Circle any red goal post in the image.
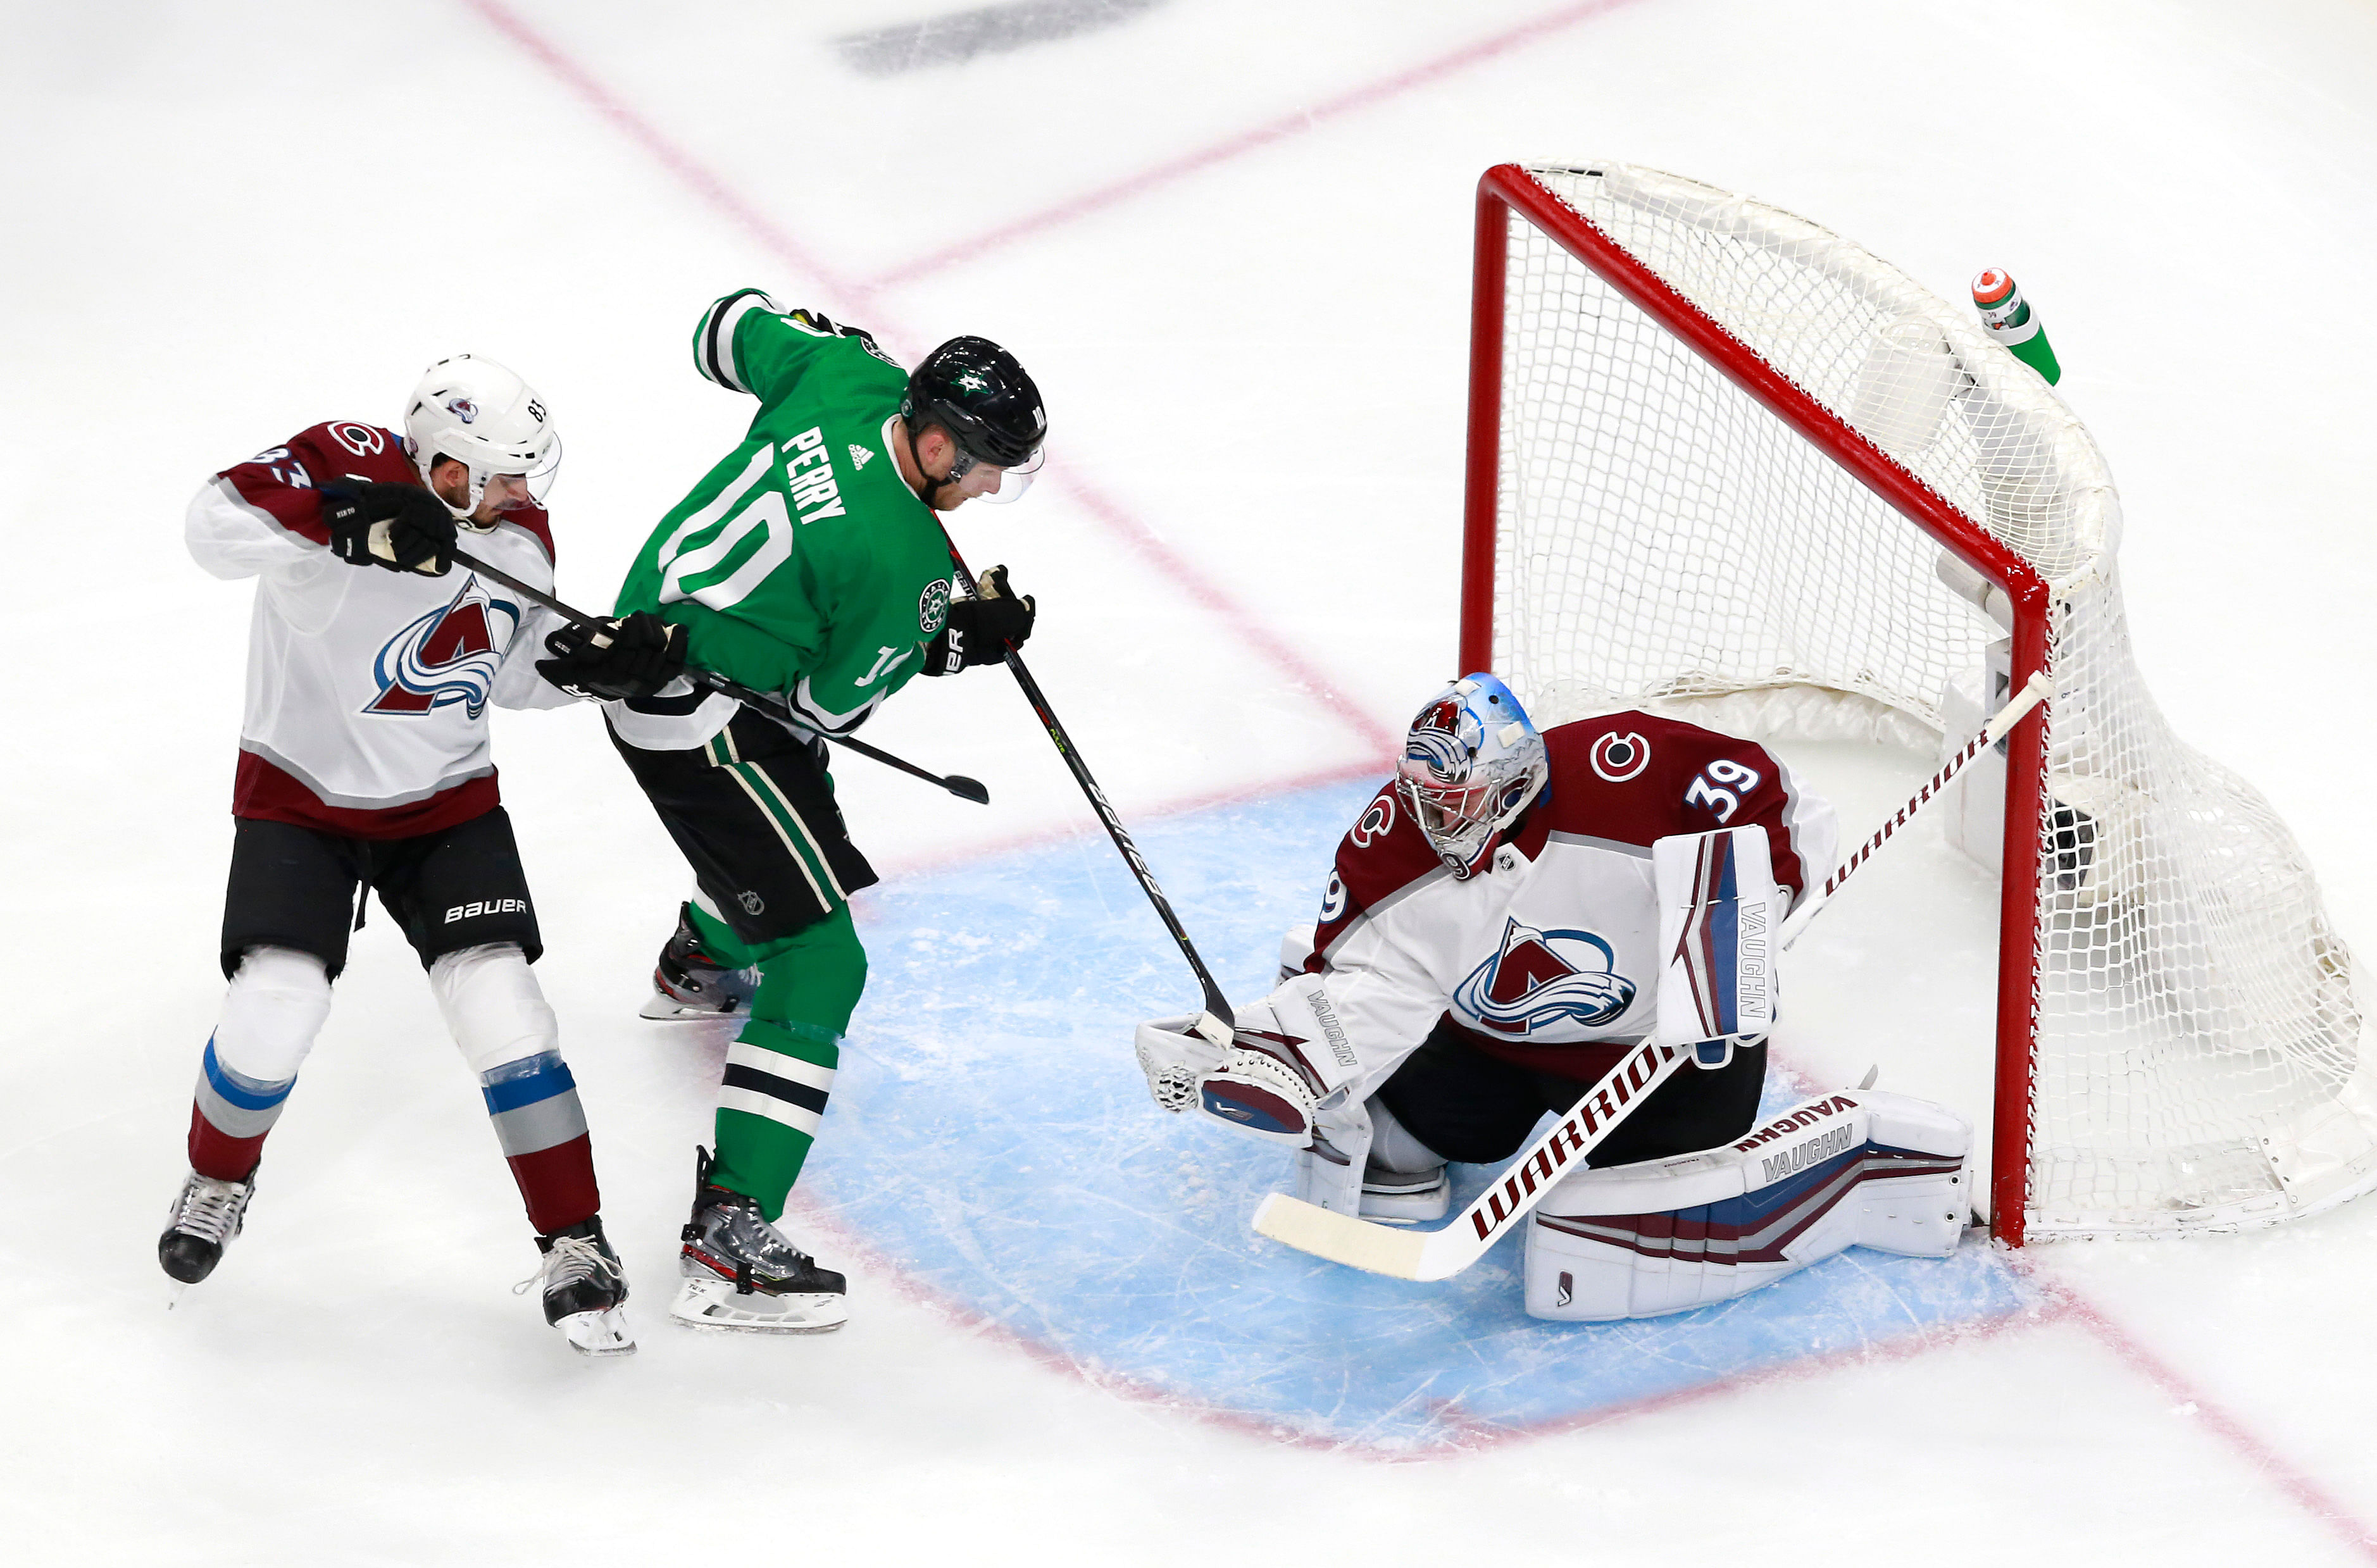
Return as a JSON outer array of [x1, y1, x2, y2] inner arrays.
[[1457, 161, 2376, 1245]]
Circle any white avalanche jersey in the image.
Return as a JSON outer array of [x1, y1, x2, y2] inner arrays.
[[187, 420, 574, 839], [1292, 712, 1837, 1092]]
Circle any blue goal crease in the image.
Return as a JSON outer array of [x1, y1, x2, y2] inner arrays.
[[802, 780, 2029, 1451]]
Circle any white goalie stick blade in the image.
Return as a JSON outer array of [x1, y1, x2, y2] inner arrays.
[[1251, 1041, 1695, 1281], [668, 1277, 849, 1334], [558, 1307, 637, 1358]]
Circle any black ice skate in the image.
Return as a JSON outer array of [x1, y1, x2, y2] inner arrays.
[[639, 902, 759, 1020], [521, 1216, 635, 1357], [671, 1148, 847, 1333], [159, 1166, 258, 1300]]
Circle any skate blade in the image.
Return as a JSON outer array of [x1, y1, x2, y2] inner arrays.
[[668, 1277, 847, 1334], [639, 994, 742, 1022], [165, 1279, 190, 1309], [559, 1306, 637, 1357]]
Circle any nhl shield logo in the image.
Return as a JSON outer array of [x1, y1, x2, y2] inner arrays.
[[1451, 916, 1637, 1038], [362, 575, 521, 719]]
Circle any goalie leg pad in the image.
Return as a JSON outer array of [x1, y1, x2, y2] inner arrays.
[[1522, 1090, 1970, 1321]]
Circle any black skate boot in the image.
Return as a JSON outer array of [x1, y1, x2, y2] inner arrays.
[[670, 1147, 847, 1333], [523, 1216, 635, 1357], [159, 1166, 258, 1298], [639, 902, 759, 1020]]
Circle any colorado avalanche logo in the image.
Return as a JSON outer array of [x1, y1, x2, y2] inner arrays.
[[446, 395, 480, 424], [1452, 916, 1637, 1037], [1590, 730, 1651, 782], [1404, 696, 1481, 783], [363, 575, 521, 719]]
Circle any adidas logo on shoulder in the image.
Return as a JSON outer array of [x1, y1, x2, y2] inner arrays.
[[848, 444, 874, 470]]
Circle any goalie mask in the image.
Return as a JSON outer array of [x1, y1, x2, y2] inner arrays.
[[1396, 674, 1548, 878], [403, 354, 561, 520]]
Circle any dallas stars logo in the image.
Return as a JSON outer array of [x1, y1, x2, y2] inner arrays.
[[954, 371, 988, 392]]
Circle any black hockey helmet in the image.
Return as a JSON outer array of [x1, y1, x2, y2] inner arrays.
[[901, 337, 1046, 470]]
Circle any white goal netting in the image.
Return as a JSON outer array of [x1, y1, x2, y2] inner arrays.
[[1485, 161, 2377, 1240]]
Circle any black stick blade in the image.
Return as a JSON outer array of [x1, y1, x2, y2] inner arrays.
[[945, 774, 991, 805]]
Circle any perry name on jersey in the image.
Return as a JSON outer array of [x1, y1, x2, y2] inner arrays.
[[1297, 711, 1840, 1084], [187, 420, 572, 838], [608, 290, 956, 749]]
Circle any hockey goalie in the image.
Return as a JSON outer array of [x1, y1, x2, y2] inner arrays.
[[1136, 676, 1975, 1320]]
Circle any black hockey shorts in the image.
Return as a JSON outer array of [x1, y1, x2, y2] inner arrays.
[[1375, 1017, 1767, 1170], [220, 807, 542, 980], [607, 709, 879, 949]]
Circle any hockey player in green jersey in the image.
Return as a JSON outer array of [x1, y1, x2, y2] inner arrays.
[[590, 289, 1044, 1333]]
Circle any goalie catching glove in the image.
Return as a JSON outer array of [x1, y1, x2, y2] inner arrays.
[[1135, 973, 1362, 1148], [537, 612, 687, 700], [921, 564, 1035, 675], [320, 481, 457, 575]]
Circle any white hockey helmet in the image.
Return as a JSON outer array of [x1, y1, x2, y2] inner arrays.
[[1395, 673, 1549, 878], [403, 354, 561, 517]]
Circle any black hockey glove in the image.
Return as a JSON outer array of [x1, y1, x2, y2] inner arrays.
[[537, 612, 688, 700], [921, 564, 1035, 675], [321, 482, 457, 576]]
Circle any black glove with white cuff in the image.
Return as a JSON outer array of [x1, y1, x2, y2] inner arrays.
[[921, 564, 1035, 675]]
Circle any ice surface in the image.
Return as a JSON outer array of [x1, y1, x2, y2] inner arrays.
[[8, 0, 2377, 1562]]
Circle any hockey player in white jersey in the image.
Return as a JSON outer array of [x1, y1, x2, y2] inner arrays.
[[168, 356, 683, 1355], [1137, 676, 1973, 1320]]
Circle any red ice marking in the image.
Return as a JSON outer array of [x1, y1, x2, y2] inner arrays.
[[863, 0, 1654, 293], [462, 0, 1399, 761], [2012, 1264, 2377, 1560], [455, 0, 864, 302]]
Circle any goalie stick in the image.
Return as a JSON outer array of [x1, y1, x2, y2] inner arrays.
[[444, 544, 991, 805], [1251, 671, 2054, 1281], [937, 534, 1237, 1048]]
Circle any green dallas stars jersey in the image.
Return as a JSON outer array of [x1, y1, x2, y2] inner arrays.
[[612, 290, 955, 744]]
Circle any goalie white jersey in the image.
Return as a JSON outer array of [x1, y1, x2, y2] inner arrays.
[[187, 420, 573, 839], [1292, 712, 1837, 1093]]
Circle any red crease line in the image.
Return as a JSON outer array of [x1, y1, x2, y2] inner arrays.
[[863, 0, 1650, 292], [869, 756, 1390, 882], [788, 1172, 2046, 1461]]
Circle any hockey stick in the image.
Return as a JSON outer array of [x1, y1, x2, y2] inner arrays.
[[937, 537, 1237, 1047], [1778, 671, 2050, 947], [444, 544, 990, 805], [1250, 671, 2054, 1280]]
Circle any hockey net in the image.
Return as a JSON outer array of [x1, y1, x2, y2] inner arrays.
[[1466, 161, 2377, 1242]]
